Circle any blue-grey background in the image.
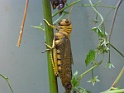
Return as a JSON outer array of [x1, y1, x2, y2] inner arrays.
[[0, 0, 124, 93]]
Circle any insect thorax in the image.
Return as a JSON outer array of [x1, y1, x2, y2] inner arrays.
[[57, 25, 72, 38]]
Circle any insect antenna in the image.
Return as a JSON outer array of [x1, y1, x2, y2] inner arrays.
[[67, 6, 73, 19]]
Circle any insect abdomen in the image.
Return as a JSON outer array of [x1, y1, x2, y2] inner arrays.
[[55, 32, 73, 93]]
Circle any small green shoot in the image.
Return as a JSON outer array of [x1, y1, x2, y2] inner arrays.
[[92, 27, 108, 37], [31, 23, 45, 31], [97, 37, 109, 53], [71, 71, 91, 93], [71, 62, 102, 92], [71, 71, 80, 87]]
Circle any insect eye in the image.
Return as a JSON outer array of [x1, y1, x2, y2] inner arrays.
[[65, 19, 69, 23]]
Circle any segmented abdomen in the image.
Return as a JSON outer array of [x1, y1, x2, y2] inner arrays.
[[55, 32, 73, 93]]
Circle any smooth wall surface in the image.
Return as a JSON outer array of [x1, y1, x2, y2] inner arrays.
[[0, 0, 124, 93]]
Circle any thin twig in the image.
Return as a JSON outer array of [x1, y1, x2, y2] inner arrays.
[[108, 0, 123, 41], [16, 0, 29, 47], [0, 74, 14, 93], [108, 0, 123, 63], [88, 0, 104, 27], [109, 43, 124, 57], [77, 62, 102, 81]]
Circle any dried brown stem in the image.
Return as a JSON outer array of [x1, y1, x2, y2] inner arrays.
[[16, 0, 29, 46]]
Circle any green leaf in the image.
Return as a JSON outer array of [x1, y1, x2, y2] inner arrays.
[[97, 28, 103, 37], [92, 27, 103, 37], [85, 50, 96, 66], [92, 27, 97, 32]]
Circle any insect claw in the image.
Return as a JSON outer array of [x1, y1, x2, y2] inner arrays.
[[41, 42, 52, 53], [43, 19, 46, 22], [41, 48, 52, 53], [44, 42, 53, 49], [44, 42, 47, 46], [41, 50, 47, 53]]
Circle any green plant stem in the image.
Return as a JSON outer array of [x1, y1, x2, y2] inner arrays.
[[101, 89, 124, 93], [91, 69, 94, 78], [42, 0, 58, 93], [101, 67, 124, 93], [108, 0, 123, 64], [108, 0, 123, 42], [53, 13, 66, 24], [88, 0, 104, 27], [111, 66, 124, 88], [109, 43, 124, 57], [77, 62, 102, 81], [0, 74, 14, 93], [82, 4, 116, 9], [52, 0, 81, 17]]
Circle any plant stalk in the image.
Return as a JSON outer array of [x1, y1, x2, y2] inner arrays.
[[0, 74, 14, 93], [88, 0, 104, 27], [42, 0, 58, 93], [108, 0, 123, 64], [77, 62, 102, 81], [111, 66, 124, 88], [108, 0, 123, 42]]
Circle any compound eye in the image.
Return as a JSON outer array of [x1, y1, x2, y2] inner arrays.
[[65, 19, 69, 23]]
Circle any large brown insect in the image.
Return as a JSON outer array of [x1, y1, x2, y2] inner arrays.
[[43, 18, 73, 93]]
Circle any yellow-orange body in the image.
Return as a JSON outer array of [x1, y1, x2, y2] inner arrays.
[[44, 19, 73, 93]]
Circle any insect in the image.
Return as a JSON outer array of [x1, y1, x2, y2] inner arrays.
[[50, 0, 67, 15], [43, 17, 73, 93]]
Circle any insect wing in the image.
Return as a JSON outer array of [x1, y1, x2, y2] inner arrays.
[[56, 34, 73, 91]]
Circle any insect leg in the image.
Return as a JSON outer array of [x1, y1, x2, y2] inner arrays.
[[43, 19, 56, 29], [43, 40, 59, 76], [43, 19, 59, 76], [49, 49, 58, 76], [52, 48, 59, 76]]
